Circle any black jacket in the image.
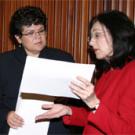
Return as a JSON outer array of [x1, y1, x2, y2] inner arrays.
[[0, 46, 76, 134]]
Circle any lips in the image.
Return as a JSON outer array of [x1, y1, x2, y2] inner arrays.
[[34, 42, 42, 45], [94, 49, 98, 52]]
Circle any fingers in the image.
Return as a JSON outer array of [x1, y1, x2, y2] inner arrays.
[[7, 111, 24, 129], [71, 87, 90, 100], [69, 82, 85, 96], [69, 76, 95, 101], [70, 76, 90, 91], [35, 104, 71, 121], [36, 106, 62, 120], [70, 80, 86, 91], [41, 104, 54, 109], [35, 110, 59, 120], [8, 118, 23, 129], [70, 79, 90, 95], [76, 76, 90, 86]]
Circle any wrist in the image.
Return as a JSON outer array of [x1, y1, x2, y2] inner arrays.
[[94, 101, 100, 110], [66, 106, 72, 115], [89, 99, 100, 109]]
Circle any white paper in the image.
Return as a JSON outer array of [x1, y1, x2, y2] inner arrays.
[[20, 56, 95, 99], [9, 56, 95, 135], [9, 99, 53, 135]]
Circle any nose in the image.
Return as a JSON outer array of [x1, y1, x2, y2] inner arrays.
[[88, 38, 94, 47], [35, 32, 41, 36], [34, 32, 41, 40]]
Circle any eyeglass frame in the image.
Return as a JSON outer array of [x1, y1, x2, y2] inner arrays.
[[21, 29, 46, 38]]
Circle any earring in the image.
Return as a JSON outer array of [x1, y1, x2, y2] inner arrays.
[[18, 44, 22, 47]]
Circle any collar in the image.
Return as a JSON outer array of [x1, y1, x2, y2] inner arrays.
[[14, 46, 48, 65]]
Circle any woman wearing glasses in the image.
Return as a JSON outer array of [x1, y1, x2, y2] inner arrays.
[[0, 6, 76, 134]]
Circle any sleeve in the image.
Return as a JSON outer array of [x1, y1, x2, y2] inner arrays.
[[0, 56, 10, 133], [62, 52, 75, 63], [0, 102, 10, 133], [43, 47, 75, 63], [87, 66, 135, 134], [57, 51, 75, 63], [63, 106, 90, 127]]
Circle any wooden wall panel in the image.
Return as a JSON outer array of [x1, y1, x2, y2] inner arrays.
[[126, 0, 134, 20], [54, 0, 62, 49], [111, 0, 119, 9], [0, 0, 3, 52], [80, 0, 89, 63], [47, 0, 55, 48], [0, 0, 135, 64], [73, 0, 82, 63], [61, 0, 68, 51], [67, 0, 75, 55]]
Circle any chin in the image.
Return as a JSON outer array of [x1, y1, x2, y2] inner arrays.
[[36, 46, 45, 51], [96, 56, 104, 60]]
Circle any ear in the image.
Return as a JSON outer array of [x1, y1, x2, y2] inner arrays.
[[15, 35, 22, 44]]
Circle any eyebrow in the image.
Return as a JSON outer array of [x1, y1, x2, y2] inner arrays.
[[92, 27, 103, 32], [22, 27, 45, 33]]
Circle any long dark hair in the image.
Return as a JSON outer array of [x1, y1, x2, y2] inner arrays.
[[88, 10, 135, 79]]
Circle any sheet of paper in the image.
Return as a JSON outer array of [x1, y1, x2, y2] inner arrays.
[[9, 56, 95, 135], [9, 99, 53, 135], [20, 56, 95, 99]]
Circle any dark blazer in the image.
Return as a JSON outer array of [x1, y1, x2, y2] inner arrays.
[[0, 46, 80, 134]]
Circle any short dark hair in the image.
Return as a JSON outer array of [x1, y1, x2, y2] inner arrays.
[[9, 6, 47, 46], [89, 10, 135, 76]]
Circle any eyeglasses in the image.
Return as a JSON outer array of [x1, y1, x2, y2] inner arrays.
[[21, 29, 46, 38]]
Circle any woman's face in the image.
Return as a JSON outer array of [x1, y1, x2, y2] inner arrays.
[[89, 21, 113, 61], [15, 24, 46, 57]]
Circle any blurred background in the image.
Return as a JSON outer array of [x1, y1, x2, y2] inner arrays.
[[0, 0, 135, 63]]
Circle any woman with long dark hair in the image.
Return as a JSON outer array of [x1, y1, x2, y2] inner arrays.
[[36, 10, 135, 134]]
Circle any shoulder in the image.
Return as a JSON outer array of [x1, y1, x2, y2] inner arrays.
[[0, 50, 17, 71], [124, 60, 135, 71], [120, 60, 135, 78], [0, 50, 15, 61], [41, 47, 75, 62], [43, 47, 71, 56]]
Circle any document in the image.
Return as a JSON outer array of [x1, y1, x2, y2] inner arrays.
[[20, 56, 95, 98], [9, 99, 52, 135], [9, 56, 95, 135]]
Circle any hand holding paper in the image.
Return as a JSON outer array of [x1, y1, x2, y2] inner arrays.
[[9, 56, 95, 135]]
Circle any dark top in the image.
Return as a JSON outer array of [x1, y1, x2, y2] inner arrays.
[[0, 46, 83, 134]]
